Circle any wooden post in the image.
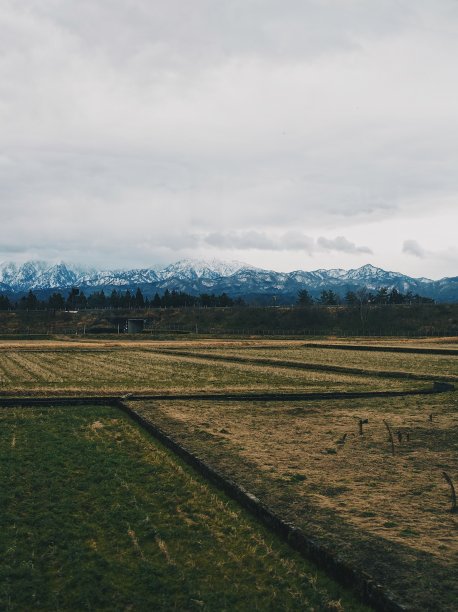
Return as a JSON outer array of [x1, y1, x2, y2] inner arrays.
[[358, 418, 368, 435], [383, 420, 395, 456], [442, 472, 457, 513]]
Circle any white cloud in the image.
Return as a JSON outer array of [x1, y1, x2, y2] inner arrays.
[[0, 1, 457, 278]]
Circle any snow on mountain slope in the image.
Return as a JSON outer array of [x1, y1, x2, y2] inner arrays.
[[0, 258, 454, 301], [159, 259, 255, 280]]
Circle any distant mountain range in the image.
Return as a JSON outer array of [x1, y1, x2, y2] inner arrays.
[[0, 259, 457, 303]]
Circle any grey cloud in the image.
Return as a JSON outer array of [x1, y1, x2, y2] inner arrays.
[[203, 232, 370, 256], [205, 231, 278, 250], [317, 236, 372, 255], [0, 243, 29, 254], [12, 1, 417, 70], [403, 240, 426, 258], [0, 1, 457, 278], [204, 231, 315, 252]]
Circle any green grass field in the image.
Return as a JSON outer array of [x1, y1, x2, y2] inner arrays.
[[0, 405, 367, 611]]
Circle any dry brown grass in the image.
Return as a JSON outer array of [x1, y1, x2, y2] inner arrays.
[[133, 388, 458, 610], [181, 345, 458, 379], [0, 341, 426, 396]]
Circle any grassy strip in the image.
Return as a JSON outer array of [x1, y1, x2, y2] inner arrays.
[[0, 405, 368, 611]]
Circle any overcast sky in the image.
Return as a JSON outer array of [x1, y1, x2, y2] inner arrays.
[[1, 1, 457, 278]]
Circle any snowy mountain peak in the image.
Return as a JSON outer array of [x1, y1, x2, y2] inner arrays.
[[0, 259, 453, 301], [345, 264, 405, 281], [160, 258, 255, 280], [312, 268, 347, 279]]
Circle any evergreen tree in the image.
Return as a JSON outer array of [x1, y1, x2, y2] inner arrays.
[[48, 292, 65, 310], [152, 293, 162, 308], [78, 291, 87, 309], [21, 290, 39, 310], [66, 287, 80, 310], [297, 289, 313, 306], [163, 289, 171, 307], [375, 287, 389, 304], [135, 288, 145, 308], [110, 290, 120, 309], [344, 291, 358, 305], [87, 290, 106, 308], [388, 288, 404, 304], [319, 290, 340, 305], [0, 294, 11, 310]]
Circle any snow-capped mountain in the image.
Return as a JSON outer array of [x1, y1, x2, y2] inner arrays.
[[79, 268, 159, 288], [0, 259, 456, 302], [0, 261, 95, 291], [160, 258, 255, 280]]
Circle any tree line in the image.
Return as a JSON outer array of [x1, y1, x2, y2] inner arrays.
[[297, 287, 435, 306], [0, 287, 244, 311], [0, 285, 436, 311]]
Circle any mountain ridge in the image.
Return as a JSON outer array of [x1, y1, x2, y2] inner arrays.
[[0, 258, 456, 302]]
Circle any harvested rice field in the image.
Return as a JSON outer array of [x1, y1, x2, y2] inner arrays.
[[174, 346, 457, 379], [0, 405, 367, 611], [0, 341, 429, 396], [0, 336, 456, 610], [156, 342, 458, 380]]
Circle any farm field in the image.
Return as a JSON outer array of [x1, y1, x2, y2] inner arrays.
[[0, 405, 367, 611], [0, 341, 429, 397], [133, 389, 458, 611], [1, 336, 456, 610], [171, 345, 458, 380]]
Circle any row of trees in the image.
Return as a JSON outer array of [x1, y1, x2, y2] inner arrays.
[[297, 287, 435, 306], [0, 285, 436, 311], [0, 287, 243, 311]]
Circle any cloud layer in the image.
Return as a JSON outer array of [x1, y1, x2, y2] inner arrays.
[[0, 1, 457, 277]]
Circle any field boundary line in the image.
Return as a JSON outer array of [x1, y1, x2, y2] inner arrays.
[[300, 343, 458, 356], [149, 349, 458, 383], [115, 399, 408, 612], [0, 382, 454, 407]]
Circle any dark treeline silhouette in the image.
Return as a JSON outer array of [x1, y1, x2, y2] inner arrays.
[[0, 287, 244, 311], [0, 285, 435, 311], [297, 286, 435, 306]]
